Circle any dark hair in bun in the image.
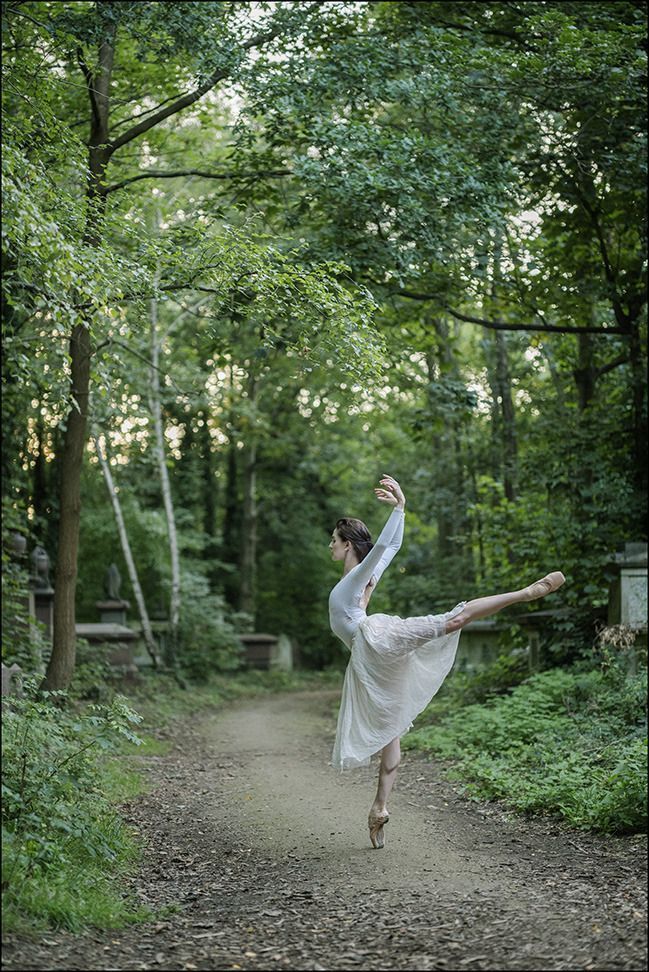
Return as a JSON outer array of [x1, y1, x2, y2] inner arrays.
[[335, 517, 374, 563]]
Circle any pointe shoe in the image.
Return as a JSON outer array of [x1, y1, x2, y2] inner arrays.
[[368, 809, 389, 849], [523, 571, 565, 602]]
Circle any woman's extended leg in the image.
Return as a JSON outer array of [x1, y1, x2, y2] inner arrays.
[[445, 571, 565, 634], [368, 736, 400, 848]]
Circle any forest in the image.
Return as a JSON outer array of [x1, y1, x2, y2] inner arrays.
[[3, 0, 646, 679], [1, 0, 647, 943]]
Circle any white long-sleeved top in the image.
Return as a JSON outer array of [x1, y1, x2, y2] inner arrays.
[[328, 506, 405, 650]]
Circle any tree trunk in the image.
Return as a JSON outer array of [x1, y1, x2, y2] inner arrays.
[[41, 23, 115, 692], [222, 422, 240, 609], [628, 318, 647, 493], [488, 237, 518, 501], [238, 374, 259, 621], [43, 323, 92, 691], [494, 331, 518, 502], [93, 434, 160, 666], [199, 418, 220, 589], [424, 332, 474, 585], [32, 412, 47, 524], [573, 330, 596, 411], [149, 279, 181, 667]]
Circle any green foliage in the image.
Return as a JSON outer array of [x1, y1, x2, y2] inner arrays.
[[1, 500, 47, 671], [417, 651, 531, 722], [1, 560, 40, 671], [68, 638, 123, 703], [2, 682, 148, 932], [404, 645, 647, 834], [176, 568, 246, 678]]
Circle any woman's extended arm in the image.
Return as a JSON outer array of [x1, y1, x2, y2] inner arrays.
[[348, 475, 406, 589]]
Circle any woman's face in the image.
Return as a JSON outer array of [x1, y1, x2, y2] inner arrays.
[[329, 528, 349, 562]]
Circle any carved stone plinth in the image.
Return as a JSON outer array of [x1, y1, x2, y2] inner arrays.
[[95, 599, 131, 626], [608, 543, 648, 630]]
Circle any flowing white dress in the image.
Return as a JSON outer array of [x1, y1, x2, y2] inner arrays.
[[329, 507, 465, 770]]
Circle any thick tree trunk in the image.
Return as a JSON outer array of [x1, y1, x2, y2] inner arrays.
[[94, 435, 160, 666], [42, 323, 92, 691], [42, 24, 115, 692]]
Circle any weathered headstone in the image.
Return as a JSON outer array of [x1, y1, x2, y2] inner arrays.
[[608, 543, 648, 630], [30, 545, 54, 644], [96, 563, 130, 625], [31, 545, 53, 592], [104, 563, 122, 600], [1, 662, 24, 698]]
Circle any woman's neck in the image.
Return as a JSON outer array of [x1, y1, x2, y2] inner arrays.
[[342, 552, 360, 577]]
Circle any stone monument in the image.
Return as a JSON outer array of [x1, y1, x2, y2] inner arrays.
[[96, 563, 131, 625], [30, 544, 54, 642], [608, 543, 648, 631]]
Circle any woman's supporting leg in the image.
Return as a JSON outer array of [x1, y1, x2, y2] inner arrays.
[[368, 736, 401, 847], [445, 571, 565, 634], [371, 736, 401, 814]]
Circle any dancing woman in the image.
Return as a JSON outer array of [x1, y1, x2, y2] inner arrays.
[[328, 474, 565, 849]]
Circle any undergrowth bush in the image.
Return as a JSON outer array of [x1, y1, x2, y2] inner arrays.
[[177, 569, 247, 678], [69, 638, 122, 702], [404, 631, 647, 834], [418, 651, 530, 721], [2, 680, 150, 933]]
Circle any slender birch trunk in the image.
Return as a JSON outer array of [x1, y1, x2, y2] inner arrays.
[[93, 434, 159, 666], [148, 272, 181, 666]]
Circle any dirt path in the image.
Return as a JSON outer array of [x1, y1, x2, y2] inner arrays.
[[3, 689, 647, 971]]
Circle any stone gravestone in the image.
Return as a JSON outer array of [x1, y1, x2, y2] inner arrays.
[[30, 545, 54, 643], [96, 563, 131, 625], [608, 543, 648, 630], [73, 562, 139, 682], [607, 542, 648, 675], [1, 662, 24, 698]]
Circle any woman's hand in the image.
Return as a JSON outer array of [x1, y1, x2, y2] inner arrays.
[[374, 474, 406, 510]]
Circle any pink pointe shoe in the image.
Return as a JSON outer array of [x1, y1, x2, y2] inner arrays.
[[368, 809, 389, 849], [523, 571, 566, 602]]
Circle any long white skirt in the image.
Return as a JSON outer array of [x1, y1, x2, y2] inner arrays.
[[331, 602, 466, 771]]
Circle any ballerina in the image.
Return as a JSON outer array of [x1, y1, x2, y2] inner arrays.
[[328, 474, 565, 849]]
